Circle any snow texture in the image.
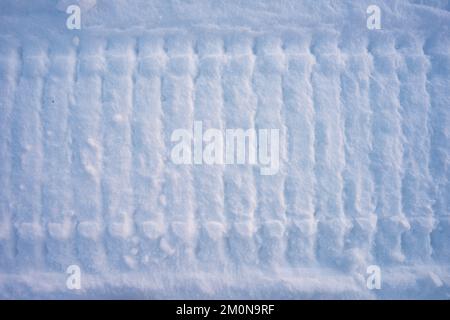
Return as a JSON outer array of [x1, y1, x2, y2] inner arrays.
[[0, 0, 449, 299]]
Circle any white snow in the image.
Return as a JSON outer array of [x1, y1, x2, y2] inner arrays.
[[0, 0, 449, 299]]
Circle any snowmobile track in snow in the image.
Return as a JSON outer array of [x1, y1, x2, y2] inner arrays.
[[0, 10, 449, 298]]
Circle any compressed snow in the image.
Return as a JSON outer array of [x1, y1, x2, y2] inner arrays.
[[0, 0, 449, 299]]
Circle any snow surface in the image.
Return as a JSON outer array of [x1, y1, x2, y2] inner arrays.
[[0, 0, 449, 299]]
